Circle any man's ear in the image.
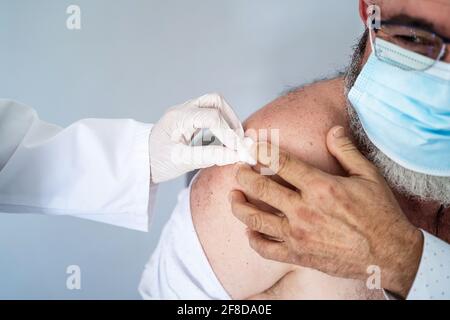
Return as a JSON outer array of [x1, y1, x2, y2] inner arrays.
[[359, 0, 369, 24]]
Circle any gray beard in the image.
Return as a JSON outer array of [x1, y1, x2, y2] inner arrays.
[[345, 30, 450, 206]]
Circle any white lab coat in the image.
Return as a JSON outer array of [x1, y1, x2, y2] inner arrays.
[[0, 99, 155, 231]]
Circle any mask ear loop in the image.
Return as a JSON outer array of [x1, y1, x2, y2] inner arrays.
[[369, 28, 376, 55], [369, 28, 384, 65], [436, 44, 446, 62]]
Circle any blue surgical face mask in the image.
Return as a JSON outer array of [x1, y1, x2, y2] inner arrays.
[[348, 38, 450, 177]]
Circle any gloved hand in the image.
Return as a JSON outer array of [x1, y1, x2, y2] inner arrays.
[[149, 93, 253, 184]]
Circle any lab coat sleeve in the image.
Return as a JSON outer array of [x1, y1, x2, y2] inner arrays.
[[0, 99, 155, 232], [406, 230, 450, 300]]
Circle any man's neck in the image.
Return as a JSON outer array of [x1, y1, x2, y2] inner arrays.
[[395, 192, 444, 237]]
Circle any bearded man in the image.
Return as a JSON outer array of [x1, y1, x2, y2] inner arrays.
[[140, 0, 450, 300]]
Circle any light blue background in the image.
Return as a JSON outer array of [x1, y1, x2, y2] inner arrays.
[[0, 0, 364, 299]]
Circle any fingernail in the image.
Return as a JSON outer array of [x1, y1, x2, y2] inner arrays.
[[333, 126, 345, 138]]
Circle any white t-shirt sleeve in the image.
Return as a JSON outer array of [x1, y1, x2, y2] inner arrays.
[[407, 230, 450, 300]]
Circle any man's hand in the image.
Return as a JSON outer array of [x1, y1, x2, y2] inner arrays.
[[230, 126, 424, 298]]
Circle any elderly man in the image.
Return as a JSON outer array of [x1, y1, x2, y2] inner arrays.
[[140, 0, 450, 300]]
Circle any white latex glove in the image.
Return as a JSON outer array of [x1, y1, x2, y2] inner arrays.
[[149, 93, 254, 184]]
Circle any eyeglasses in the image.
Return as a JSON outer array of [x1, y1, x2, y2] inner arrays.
[[370, 22, 450, 71]]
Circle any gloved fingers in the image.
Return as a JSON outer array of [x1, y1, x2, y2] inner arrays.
[[184, 108, 243, 152], [199, 145, 243, 166], [171, 144, 243, 168], [170, 93, 245, 150], [169, 108, 200, 144], [171, 125, 200, 145], [192, 93, 244, 136], [170, 108, 228, 145]]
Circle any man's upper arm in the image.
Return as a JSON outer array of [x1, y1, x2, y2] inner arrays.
[[191, 79, 348, 299], [243, 79, 348, 177]]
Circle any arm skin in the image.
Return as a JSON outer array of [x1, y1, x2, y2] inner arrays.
[[190, 78, 384, 299]]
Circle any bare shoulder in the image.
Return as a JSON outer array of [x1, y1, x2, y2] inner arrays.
[[244, 77, 348, 175], [190, 77, 349, 299]]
